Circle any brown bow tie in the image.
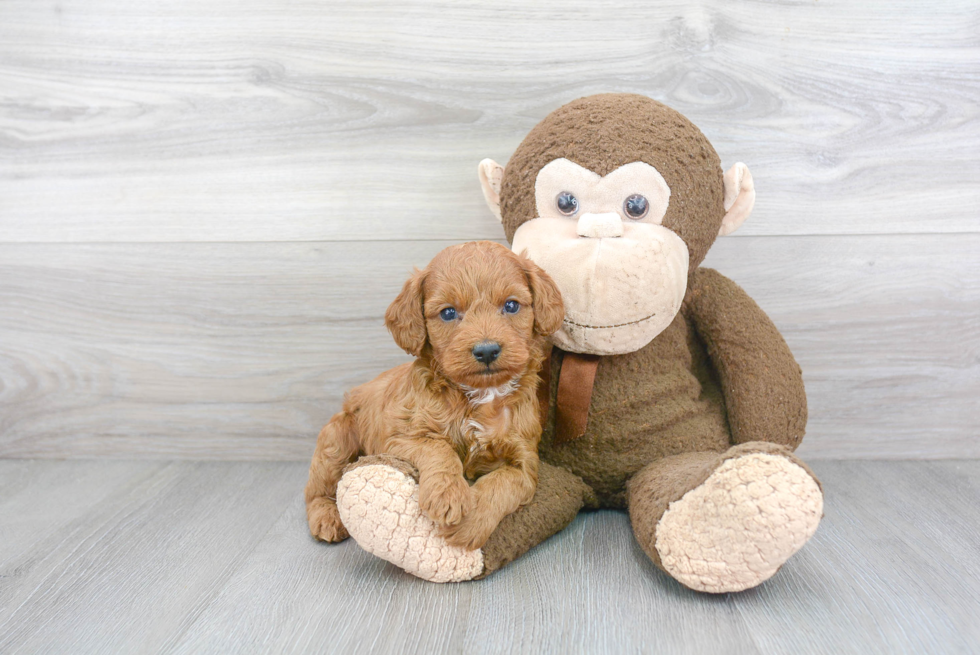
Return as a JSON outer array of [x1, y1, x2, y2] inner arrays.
[[546, 348, 600, 445]]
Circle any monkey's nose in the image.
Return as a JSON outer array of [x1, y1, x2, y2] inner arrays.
[[577, 212, 624, 238], [472, 341, 501, 365]]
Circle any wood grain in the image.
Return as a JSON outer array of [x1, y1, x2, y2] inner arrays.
[[0, 460, 977, 653], [0, 460, 164, 566], [1, 0, 978, 242], [1, 0, 977, 461], [0, 234, 976, 461], [0, 461, 301, 654]]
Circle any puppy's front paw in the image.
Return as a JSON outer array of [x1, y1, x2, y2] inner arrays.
[[419, 475, 472, 526], [439, 512, 497, 551], [307, 497, 349, 542]]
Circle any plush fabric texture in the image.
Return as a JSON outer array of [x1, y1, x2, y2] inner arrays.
[[627, 442, 822, 591], [500, 93, 725, 277], [533, 267, 808, 507], [539, 299, 728, 506], [463, 266, 817, 592], [628, 441, 823, 580], [336, 455, 485, 583], [477, 462, 593, 578], [655, 452, 822, 593], [336, 456, 591, 583], [685, 268, 808, 448]]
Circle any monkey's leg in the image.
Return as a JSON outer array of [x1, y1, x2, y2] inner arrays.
[[477, 461, 592, 578], [627, 442, 823, 593], [336, 456, 591, 583]]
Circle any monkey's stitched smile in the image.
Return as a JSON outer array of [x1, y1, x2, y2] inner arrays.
[[562, 312, 658, 330]]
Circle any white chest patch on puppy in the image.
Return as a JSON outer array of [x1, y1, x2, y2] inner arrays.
[[465, 420, 488, 455], [459, 377, 520, 406]]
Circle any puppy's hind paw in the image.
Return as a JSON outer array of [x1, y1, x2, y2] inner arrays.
[[307, 498, 349, 542]]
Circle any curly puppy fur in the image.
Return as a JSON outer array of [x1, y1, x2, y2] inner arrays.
[[305, 241, 564, 550]]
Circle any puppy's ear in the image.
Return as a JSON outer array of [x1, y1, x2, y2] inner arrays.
[[385, 268, 427, 356], [518, 251, 565, 336]]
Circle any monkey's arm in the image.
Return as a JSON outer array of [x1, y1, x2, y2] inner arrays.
[[685, 268, 807, 450]]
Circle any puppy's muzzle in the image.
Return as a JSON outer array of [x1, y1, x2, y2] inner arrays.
[[471, 341, 502, 366]]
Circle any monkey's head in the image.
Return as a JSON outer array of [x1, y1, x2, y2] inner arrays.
[[478, 94, 755, 356]]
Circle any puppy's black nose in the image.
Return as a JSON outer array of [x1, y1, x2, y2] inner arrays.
[[472, 341, 501, 365]]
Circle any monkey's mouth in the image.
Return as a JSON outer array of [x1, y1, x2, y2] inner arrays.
[[562, 312, 658, 330]]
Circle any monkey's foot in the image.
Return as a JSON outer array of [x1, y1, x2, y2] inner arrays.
[[336, 456, 484, 583], [655, 452, 823, 593]]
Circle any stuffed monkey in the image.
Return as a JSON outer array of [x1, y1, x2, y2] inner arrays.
[[332, 94, 823, 592]]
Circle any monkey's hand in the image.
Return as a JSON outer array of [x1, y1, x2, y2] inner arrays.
[[336, 456, 486, 583]]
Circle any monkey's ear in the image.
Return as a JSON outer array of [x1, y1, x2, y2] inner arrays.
[[518, 251, 565, 336], [385, 268, 427, 357], [478, 159, 505, 223], [720, 162, 755, 236]]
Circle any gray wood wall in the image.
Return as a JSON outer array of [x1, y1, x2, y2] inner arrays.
[[1, 0, 977, 460]]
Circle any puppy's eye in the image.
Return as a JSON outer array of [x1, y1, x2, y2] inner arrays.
[[503, 300, 520, 314], [624, 194, 649, 219], [439, 307, 458, 321], [556, 192, 579, 216]]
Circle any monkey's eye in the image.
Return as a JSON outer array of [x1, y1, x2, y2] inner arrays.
[[503, 300, 520, 314], [439, 307, 458, 321], [624, 194, 649, 219], [556, 192, 579, 216]]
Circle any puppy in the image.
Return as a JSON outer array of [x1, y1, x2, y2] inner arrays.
[[305, 241, 564, 550]]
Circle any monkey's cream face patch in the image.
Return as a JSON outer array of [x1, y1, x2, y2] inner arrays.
[[515, 159, 688, 356], [513, 217, 688, 356]]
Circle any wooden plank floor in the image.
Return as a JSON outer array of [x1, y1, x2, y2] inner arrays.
[[1, 460, 977, 654]]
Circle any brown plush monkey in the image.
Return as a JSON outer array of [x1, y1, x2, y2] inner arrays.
[[336, 94, 823, 593]]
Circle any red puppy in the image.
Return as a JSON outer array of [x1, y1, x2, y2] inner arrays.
[[305, 241, 564, 550]]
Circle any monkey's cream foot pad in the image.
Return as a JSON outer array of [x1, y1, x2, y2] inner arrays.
[[655, 453, 823, 594], [336, 464, 484, 583]]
